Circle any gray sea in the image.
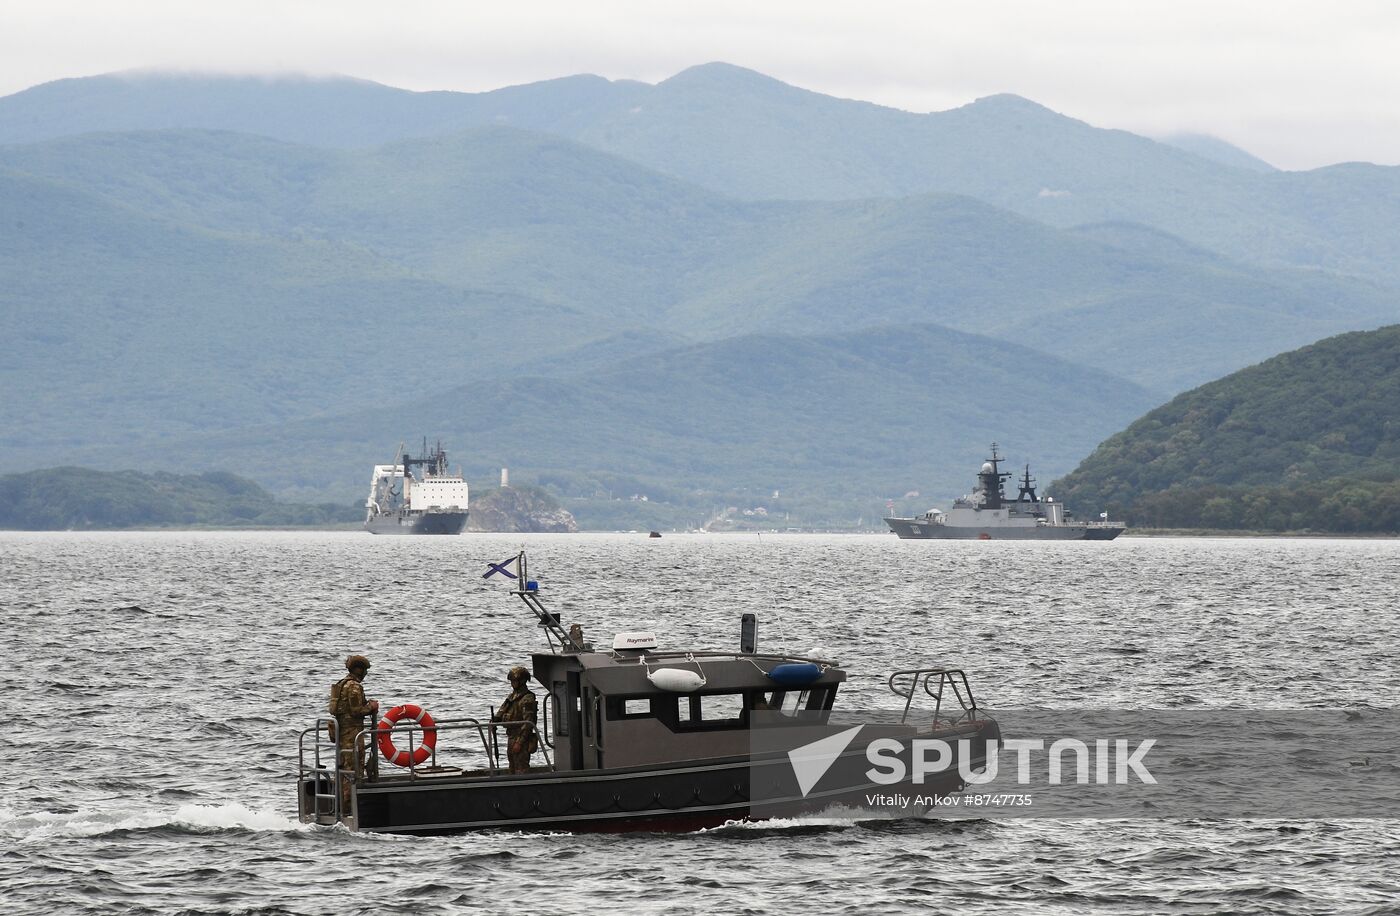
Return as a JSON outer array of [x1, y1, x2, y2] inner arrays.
[[2, 531, 1398, 914]]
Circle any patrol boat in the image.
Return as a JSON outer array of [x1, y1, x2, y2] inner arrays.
[[296, 553, 1000, 834], [364, 439, 469, 535], [884, 444, 1125, 540]]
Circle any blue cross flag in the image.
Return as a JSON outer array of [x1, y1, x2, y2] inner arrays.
[[483, 555, 519, 580]]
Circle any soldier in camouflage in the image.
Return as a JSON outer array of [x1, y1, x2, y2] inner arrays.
[[329, 654, 379, 777], [493, 666, 538, 774]]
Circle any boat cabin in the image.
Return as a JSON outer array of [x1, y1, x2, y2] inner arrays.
[[535, 632, 844, 771]]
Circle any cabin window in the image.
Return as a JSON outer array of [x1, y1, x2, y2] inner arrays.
[[780, 690, 808, 715], [699, 693, 743, 722], [606, 696, 656, 720], [763, 688, 831, 718], [553, 681, 569, 736], [667, 692, 747, 731]]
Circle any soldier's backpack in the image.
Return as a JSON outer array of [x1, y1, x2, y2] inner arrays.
[[326, 676, 350, 741], [328, 676, 351, 716]]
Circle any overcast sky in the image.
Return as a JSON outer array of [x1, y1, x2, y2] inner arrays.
[[2, 0, 1396, 170]]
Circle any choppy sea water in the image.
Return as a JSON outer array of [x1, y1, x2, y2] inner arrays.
[[1, 531, 1398, 915]]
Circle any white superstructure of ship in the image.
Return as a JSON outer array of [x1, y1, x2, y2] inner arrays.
[[364, 440, 469, 535]]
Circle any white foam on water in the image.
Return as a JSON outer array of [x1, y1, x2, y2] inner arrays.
[[701, 803, 921, 833], [0, 803, 309, 841], [171, 803, 310, 832], [701, 814, 856, 833]]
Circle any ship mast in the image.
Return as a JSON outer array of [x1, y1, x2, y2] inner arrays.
[[980, 443, 1012, 509], [485, 551, 586, 653], [1016, 463, 1038, 503]]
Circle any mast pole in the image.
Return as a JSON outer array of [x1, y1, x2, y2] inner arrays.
[[510, 551, 584, 651]]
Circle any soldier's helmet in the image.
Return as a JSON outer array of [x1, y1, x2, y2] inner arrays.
[[346, 654, 372, 672], [508, 665, 530, 683]]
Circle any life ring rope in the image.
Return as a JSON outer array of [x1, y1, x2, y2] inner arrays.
[[375, 703, 438, 767]]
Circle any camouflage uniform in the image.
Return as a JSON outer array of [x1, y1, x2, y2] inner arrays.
[[329, 655, 377, 775], [495, 666, 538, 774]]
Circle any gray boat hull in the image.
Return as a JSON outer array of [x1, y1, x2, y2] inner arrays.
[[301, 723, 997, 835], [884, 517, 1124, 540], [365, 511, 469, 535]]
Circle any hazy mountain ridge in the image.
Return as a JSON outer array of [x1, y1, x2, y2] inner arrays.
[[4, 127, 1392, 400], [4, 66, 1400, 524], [5, 64, 1399, 288], [1157, 132, 1278, 173], [85, 322, 1159, 524]]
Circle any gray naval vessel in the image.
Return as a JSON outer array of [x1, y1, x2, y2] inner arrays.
[[885, 443, 1125, 540], [364, 440, 469, 535], [297, 552, 1000, 833]]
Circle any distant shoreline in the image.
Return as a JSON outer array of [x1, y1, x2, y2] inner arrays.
[[1123, 528, 1399, 539], [4, 525, 1399, 538]]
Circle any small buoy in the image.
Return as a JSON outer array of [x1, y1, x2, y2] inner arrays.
[[766, 662, 822, 686], [977, 532, 992, 540], [648, 668, 706, 692]]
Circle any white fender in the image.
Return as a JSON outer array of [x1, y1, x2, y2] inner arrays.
[[648, 668, 706, 692]]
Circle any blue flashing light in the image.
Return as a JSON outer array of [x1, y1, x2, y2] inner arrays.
[[526, 580, 539, 591]]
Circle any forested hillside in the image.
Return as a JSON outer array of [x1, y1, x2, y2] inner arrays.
[[1052, 326, 1400, 531], [0, 469, 356, 529]]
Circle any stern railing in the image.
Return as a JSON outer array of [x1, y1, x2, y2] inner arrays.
[[297, 716, 554, 824], [296, 717, 343, 824]]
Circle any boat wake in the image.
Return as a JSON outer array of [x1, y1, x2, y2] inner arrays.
[[0, 803, 311, 841]]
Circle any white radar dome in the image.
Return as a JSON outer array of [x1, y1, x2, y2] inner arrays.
[[981, 462, 994, 473]]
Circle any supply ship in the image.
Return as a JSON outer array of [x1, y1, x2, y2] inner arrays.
[[364, 440, 469, 535], [884, 444, 1124, 540]]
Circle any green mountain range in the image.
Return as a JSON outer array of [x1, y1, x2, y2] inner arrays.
[[1051, 325, 1400, 531], [2, 65, 1398, 525]]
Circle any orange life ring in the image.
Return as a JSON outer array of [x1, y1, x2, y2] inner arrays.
[[375, 703, 438, 767]]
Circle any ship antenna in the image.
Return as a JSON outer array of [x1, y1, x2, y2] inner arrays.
[[769, 589, 792, 655]]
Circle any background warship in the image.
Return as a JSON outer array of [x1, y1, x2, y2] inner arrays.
[[884, 444, 1125, 540]]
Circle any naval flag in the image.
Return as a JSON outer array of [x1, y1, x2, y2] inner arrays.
[[483, 555, 519, 579]]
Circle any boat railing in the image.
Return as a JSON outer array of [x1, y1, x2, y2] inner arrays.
[[345, 717, 552, 782], [297, 715, 555, 815], [296, 717, 345, 824], [887, 668, 979, 728], [612, 650, 838, 667]]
